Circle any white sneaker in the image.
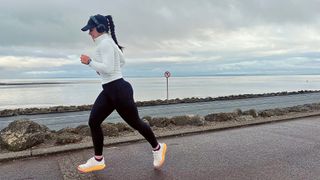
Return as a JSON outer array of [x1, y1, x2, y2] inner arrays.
[[77, 157, 106, 173], [153, 143, 167, 169]]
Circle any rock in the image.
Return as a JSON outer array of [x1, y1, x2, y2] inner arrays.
[[243, 109, 258, 118], [147, 117, 173, 127], [143, 119, 150, 127], [273, 108, 289, 116], [309, 103, 320, 110], [258, 110, 274, 117], [114, 122, 134, 132], [0, 109, 16, 117], [236, 115, 255, 121], [60, 106, 78, 112], [0, 119, 50, 151], [75, 125, 91, 136], [57, 127, 78, 135], [101, 123, 119, 137], [234, 109, 242, 116], [171, 115, 205, 126], [142, 116, 152, 127], [56, 106, 67, 113], [37, 108, 51, 114], [23, 108, 40, 115], [259, 108, 289, 117], [55, 132, 83, 145], [287, 105, 310, 113], [142, 116, 152, 121], [204, 112, 238, 122], [45, 132, 57, 140]]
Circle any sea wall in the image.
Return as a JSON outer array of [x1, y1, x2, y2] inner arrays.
[[1, 102, 320, 152], [0, 90, 319, 117]]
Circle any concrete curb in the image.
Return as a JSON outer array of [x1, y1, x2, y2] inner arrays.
[[1, 111, 320, 162]]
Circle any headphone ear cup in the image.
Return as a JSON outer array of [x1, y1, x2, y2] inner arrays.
[[96, 24, 106, 33]]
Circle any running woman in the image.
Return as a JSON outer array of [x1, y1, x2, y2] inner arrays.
[[78, 14, 167, 173]]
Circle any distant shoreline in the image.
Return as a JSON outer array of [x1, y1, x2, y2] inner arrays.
[[0, 82, 73, 86], [0, 90, 320, 117], [1, 73, 320, 80], [0, 74, 319, 85]]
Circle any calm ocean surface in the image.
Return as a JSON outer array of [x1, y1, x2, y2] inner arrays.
[[0, 75, 320, 110]]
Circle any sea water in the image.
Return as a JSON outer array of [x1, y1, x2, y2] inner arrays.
[[0, 75, 319, 110]]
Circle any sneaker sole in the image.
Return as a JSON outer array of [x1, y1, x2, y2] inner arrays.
[[154, 143, 167, 169], [78, 164, 106, 173]]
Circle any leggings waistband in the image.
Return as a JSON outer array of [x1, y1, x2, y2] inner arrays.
[[102, 78, 124, 89]]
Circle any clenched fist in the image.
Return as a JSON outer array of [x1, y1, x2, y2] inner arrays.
[[80, 54, 91, 65]]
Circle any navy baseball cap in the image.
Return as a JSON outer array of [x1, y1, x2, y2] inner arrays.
[[81, 14, 107, 31]]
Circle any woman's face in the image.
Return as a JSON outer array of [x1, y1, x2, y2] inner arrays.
[[89, 27, 101, 40]]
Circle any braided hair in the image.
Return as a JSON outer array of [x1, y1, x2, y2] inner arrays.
[[105, 15, 123, 52]]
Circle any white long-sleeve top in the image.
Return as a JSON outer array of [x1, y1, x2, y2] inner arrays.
[[88, 33, 125, 84]]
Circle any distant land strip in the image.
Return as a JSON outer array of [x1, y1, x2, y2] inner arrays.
[[0, 90, 320, 117], [0, 82, 73, 86]]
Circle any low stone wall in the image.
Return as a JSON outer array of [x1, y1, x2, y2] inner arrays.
[[1, 102, 320, 152], [1, 90, 319, 117]]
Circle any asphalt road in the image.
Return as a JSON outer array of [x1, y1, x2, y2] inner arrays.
[[1, 92, 320, 130], [0, 116, 319, 180]]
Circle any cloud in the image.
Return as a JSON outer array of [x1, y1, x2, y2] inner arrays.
[[0, 56, 75, 69], [1, 0, 320, 78], [24, 70, 67, 75]]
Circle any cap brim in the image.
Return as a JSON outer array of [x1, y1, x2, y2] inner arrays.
[[81, 24, 94, 31]]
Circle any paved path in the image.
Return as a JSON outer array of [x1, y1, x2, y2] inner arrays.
[[0, 116, 320, 179], [1, 93, 320, 130]]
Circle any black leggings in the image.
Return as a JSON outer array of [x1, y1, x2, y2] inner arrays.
[[88, 78, 159, 155]]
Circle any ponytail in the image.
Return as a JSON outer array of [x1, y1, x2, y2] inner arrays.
[[105, 15, 124, 52]]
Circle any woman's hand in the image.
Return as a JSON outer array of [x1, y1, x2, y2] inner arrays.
[[80, 54, 91, 65]]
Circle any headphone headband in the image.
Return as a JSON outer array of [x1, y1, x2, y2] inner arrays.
[[89, 15, 108, 33], [90, 16, 100, 26]]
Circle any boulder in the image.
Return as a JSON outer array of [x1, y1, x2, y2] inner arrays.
[[204, 112, 238, 122], [0, 119, 50, 151], [37, 108, 51, 114], [143, 119, 151, 127], [114, 122, 134, 132], [147, 117, 173, 127], [0, 109, 16, 117], [258, 108, 288, 117], [142, 116, 152, 127], [23, 108, 40, 115], [142, 116, 152, 121], [75, 125, 91, 136], [55, 132, 83, 145], [56, 127, 78, 134], [101, 123, 119, 137], [234, 109, 242, 116], [287, 105, 310, 113], [242, 109, 258, 118], [309, 103, 320, 110], [258, 110, 274, 117], [273, 108, 289, 116], [171, 115, 205, 126]]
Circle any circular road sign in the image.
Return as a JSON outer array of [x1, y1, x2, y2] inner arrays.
[[164, 71, 171, 78]]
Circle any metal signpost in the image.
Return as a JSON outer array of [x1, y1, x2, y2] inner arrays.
[[164, 71, 171, 101]]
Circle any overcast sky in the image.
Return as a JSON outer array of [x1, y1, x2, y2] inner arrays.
[[1, 0, 320, 79]]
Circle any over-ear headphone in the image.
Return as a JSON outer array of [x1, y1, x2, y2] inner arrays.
[[90, 16, 107, 33]]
